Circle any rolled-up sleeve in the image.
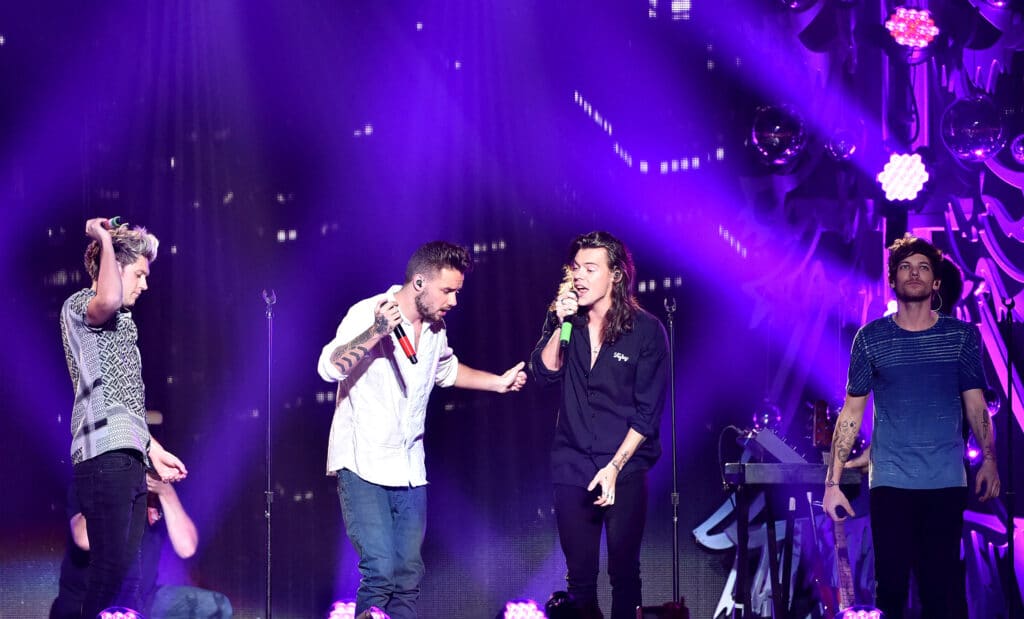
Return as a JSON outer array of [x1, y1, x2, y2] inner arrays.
[[317, 303, 373, 382], [434, 331, 459, 387], [629, 320, 669, 438], [529, 313, 563, 385]]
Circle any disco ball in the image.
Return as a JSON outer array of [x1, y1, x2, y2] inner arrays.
[[826, 128, 858, 161], [940, 95, 1006, 162], [1010, 134, 1024, 165], [752, 104, 807, 166], [984, 387, 1003, 416], [752, 399, 782, 431], [778, 0, 818, 10]]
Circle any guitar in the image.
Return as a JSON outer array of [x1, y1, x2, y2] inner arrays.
[[809, 399, 859, 614], [833, 518, 856, 611]]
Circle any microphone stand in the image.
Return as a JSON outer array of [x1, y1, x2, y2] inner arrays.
[[664, 297, 681, 604], [262, 289, 277, 619], [1003, 297, 1017, 619]]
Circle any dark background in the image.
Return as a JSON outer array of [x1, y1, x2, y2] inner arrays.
[[1, 1, 1022, 617]]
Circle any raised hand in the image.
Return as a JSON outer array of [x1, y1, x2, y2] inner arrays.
[[495, 361, 528, 393], [84, 217, 114, 242]]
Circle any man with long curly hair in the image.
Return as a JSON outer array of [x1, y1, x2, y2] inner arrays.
[[531, 231, 669, 619]]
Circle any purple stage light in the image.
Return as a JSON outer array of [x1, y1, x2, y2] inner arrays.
[[885, 7, 939, 48], [98, 607, 143, 619], [839, 606, 884, 619], [327, 600, 390, 619], [876, 153, 928, 201], [502, 599, 547, 619]]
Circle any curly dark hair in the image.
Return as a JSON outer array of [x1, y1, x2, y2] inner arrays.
[[404, 241, 473, 283], [568, 231, 640, 344], [886, 233, 943, 285]]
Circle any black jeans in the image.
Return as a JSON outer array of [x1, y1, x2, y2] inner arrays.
[[73, 449, 148, 618], [553, 473, 648, 619], [870, 486, 968, 619]]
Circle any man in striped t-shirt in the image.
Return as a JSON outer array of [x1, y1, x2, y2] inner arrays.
[[823, 234, 1000, 619]]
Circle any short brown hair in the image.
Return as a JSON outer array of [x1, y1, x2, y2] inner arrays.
[[887, 234, 942, 285], [404, 241, 472, 283]]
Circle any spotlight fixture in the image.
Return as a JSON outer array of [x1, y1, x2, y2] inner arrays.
[[501, 599, 547, 619], [327, 601, 389, 619], [839, 605, 885, 619], [97, 608, 144, 619], [876, 152, 929, 201], [885, 7, 939, 48]]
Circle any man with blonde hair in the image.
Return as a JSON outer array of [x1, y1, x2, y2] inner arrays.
[[61, 217, 187, 617]]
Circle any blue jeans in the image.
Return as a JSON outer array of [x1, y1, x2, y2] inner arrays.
[[148, 584, 234, 618], [73, 449, 148, 618], [337, 469, 427, 619]]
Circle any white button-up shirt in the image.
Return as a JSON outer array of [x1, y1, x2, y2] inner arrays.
[[317, 286, 459, 487]]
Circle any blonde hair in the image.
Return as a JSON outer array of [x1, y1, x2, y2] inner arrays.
[[84, 226, 159, 281]]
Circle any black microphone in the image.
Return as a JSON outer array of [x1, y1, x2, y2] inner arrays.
[[393, 324, 418, 364], [559, 291, 578, 349]]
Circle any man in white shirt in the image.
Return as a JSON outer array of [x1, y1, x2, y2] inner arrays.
[[317, 241, 527, 619]]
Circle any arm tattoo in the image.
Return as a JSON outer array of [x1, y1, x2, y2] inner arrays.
[[614, 449, 632, 470], [827, 416, 859, 481], [977, 411, 995, 461], [372, 314, 389, 337], [330, 327, 377, 374]]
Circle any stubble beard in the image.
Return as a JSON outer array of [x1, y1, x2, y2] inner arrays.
[[415, 290, 440, 322], [895, 283, 933, 304]]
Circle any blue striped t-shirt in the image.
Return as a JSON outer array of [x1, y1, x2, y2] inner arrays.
[[847, 314, 986, 490]]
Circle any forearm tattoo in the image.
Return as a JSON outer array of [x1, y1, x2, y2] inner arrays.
[[372, 314, 389, 337], [830, 415, 859, 472], [330, 327, 376, 374], [613, 450, 631, 470], [613, 436, 645, 470], [978, 411, 996, 461]]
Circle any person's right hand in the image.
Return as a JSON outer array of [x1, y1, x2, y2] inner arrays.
[[553, 290, 578, 322], [372, 299, 403, 337], [823, 484, 855, 521], [85, 217, 114, 242]]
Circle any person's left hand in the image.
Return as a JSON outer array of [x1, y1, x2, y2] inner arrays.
[[495, 361, 528, 393], [150, 445, 188, 482], [976, 458, 1000, 502], [587, 463, 618, 507]]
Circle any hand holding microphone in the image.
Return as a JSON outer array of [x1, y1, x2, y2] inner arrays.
[[373, 298, 417, 364], [550, 266, 578, 349]]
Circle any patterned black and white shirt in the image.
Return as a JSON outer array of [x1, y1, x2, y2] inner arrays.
[[61, 288, 150, 465]]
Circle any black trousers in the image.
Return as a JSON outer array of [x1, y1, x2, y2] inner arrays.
[[870, 486, 968, 619], [553, 472, 648, 619], [73, 449, 149, 618]]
